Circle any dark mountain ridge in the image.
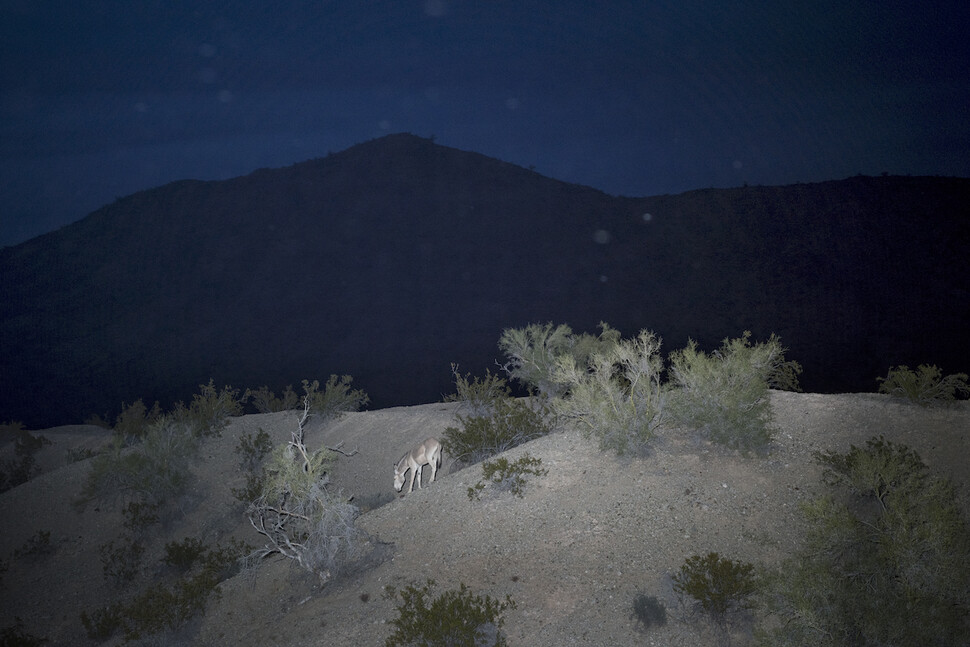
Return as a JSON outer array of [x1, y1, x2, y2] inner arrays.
[[2, 133, 968, 427]]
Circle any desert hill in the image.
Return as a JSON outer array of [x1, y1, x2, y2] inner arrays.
[[1, 133, 969, 427], [0, 393, 968, 645]]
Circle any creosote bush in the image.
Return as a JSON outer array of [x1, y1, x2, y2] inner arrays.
[[443, 396, 554, 466], [757, 436, 970, 646], [467, 453, 547, 500], [81, 537, 247, 643], [445, 364, 512, 417], [244, 384, 300, 413], [552, 329, 667, 455], [245, 397, 366, 584], [384, 579, 515, 647], [673, 552, 757, 627], [0, 424, 51, 493], [877, 364, 970, 406], [668, 331, 801, 454], [302, 375, 370, 421], [498, 321, 620, 397]]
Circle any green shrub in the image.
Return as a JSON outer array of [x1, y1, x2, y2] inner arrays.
[[758, 437, 970, 646], [667, 332, 800, 454], [99, 536, 145, 588], [0, 617, 46, 646], [384, 579, 515, 647], [13, 530, 53, 560], [163, 537, 208, 573], [468, 454, 547, 500], [112, 398, 162, 444], [80, 604, 123, 641], [631, 593, 667, 632], [444, 364, 512, 417], [877, 364, 970, 406], [244, 384, 300, 413], [443, 396, 554, 466], [83, 538, 246, 643], [178, 379, 243, 437], [79, 415, 199, 509], [245, 402, 366, 583], [0, 426, 51, 493], [302, 375, 369, 421], [498, 321, 620, 397], [235, 428, 273, 472], [672, 552, 757, 626], [552, 329, 667, 455]]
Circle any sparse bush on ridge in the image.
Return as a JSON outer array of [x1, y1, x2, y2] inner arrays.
[[757, 436, 970, 646], [552, 329, 668, 455], [112, 398, 163, 444], [667, 332, 800, 454], [0, 424, 51, 493], [302, 375, 370, 421], [82, 536, 248, 643], [672, 552, 758, 628], [244, 384, 300, 413], [384, 579, 515, 647], [244, 397, 366, 584], [467, 453, 547, 500], [442, 395, 555, 466], [877, 364, 970, 405], [444, 364, 512, 417], [498, 321, 620, 397]]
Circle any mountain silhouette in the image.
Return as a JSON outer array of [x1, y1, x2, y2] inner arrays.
[[2, 133, 968, 428]]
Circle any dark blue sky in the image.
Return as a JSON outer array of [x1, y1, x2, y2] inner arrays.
[[2, 1, 968, 247]]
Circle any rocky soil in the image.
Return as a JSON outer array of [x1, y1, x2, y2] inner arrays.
[[2, 392, 968, 646]]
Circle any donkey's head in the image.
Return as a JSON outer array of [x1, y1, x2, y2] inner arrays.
[[393, 456, 407, 492]]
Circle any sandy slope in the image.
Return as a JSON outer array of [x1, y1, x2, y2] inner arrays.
[[1, 393, 968, 646]]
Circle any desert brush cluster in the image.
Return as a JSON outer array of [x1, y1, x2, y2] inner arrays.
[[1, 322, 968, 645]]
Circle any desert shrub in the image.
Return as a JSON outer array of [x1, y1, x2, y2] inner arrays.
[[13, 530, 53, 560], [235, 428, 273, 471], [0, 425, 51, 493], [877, 364, 970, 406], [99, 536, 145, 588], [631, 593, 667, 632], [177, 379, 243, 437], [245, 399, 366, 583], [667, 332, 800, 454], [552, 329, 667, 455], [112, 398, 162, 444], [467, 453, 547, 500], [79, 415, 199, 509], [0, 618, 46, 646], [163, 537, 208, 573], [498, 321, 621, 397], [384, 579, 515, 647], [757, 436, 970, 646], [83, 537, 246, 642], [80, 604, 123, 641], [302, 375, 370, 421], [244, 384, 300, 413], [444, 364, 512, 417], [672, 552, 757, 626], [443, 395, 554, 466], [66, 446, 96, 463], [231, 428, 274, 504]]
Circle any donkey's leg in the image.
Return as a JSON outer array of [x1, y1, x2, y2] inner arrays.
[[415, 464, 423, 489], [407, 467, 417, 493], [428, 456, 437, 484]]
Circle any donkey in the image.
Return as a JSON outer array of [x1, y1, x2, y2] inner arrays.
[[393, 437, 442, 494]]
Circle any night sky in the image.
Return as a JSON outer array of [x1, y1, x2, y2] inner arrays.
[[2, 1, 969, 248]]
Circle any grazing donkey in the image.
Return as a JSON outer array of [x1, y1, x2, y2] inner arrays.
[[394, 437, 442, 494]]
